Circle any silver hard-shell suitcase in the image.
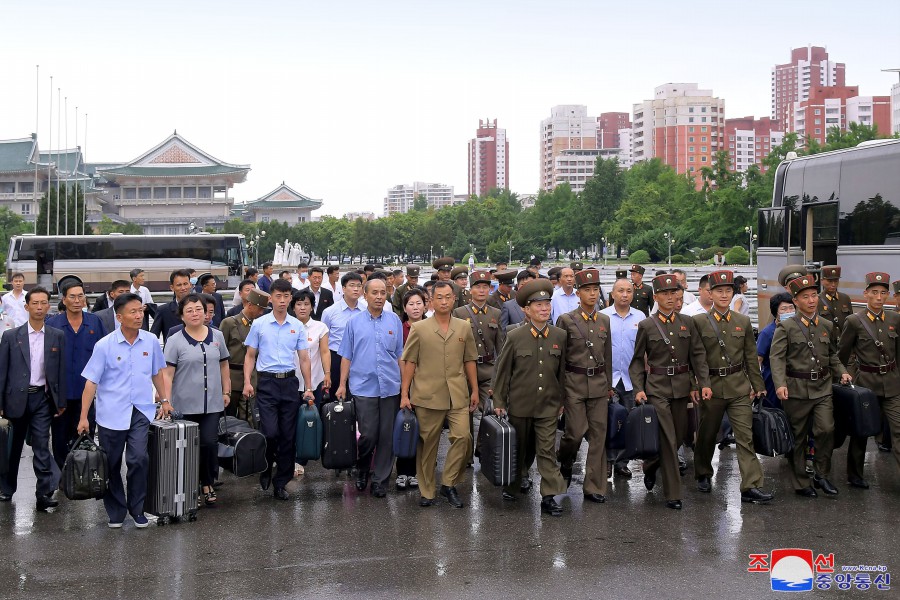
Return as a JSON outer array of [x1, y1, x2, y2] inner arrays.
[[147, 419, 199, 524]]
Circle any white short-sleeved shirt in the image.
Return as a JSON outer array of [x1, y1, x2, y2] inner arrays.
[[1, 291, 27, 327], [295, 318, 328, 390]]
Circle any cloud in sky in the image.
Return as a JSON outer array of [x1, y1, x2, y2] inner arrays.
[[1, 0, 897, 216]]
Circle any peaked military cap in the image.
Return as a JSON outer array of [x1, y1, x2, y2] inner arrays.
[[615, 269, 629, 279], [516, 278, 554, 307], [248, 289, 270, 308], [432, 257, 455, 271], [450, 266, 469, 280], [570, 261, 584, 272], [778, 264, 808, 287], [405, 264, 420, 277], [630, 264, 645, 275], [494, 269, 517, 284]]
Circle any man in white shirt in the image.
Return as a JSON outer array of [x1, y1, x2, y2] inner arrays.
[[600, 276, 644, 479], [1, 272, 28, 327], [291, 262, 310, 290], [129, 268, 156, 331], [672, 269, 697, 305], [550, 267, 579, 325], [681, 274, 713, 316]]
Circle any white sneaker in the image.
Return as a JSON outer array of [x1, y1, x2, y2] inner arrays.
[[295, 463, 305, 477], [408, 476, 419, 489], [108, 521, 123, 529], [396, 475, 408, 490]]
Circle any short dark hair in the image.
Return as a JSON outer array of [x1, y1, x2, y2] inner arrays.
[[516, 270, 535, 283], [698, 274, 710, 289], [392, 269, 402, 276], [25, 286, 50, 303], [279, 270, 291, 279], [423, 280, 436, 293], [238, 279, 255, 293], [110, 279, 131, 291], [326, 265, 340, 275], [770, 292, 793, 321], [297, 262, 309, 269], [309, 266, 324, 276], [655, 270, 668, 277], [363, 264, 376, 273], [341, 272, 363, 287], [672, 268, 686, 276], [178, 293, 208, 316], [432, 281, 454, 295], [10, 272, 25, 281], [262, 261, 273, 269], [114, 292, 143, 314], [199, 293, 217, 308], [170, 269, 191, 284], [199, 273, 216, 287], [368, 271, 388, 282], [291, 289, 316, 313], [270, 278, 293, 294], [129, 268, 144, 280], [245, 267, 259, 277]]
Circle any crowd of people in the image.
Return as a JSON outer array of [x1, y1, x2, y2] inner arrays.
[[0, 257, 898, 527]]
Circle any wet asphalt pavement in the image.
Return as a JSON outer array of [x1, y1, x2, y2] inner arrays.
[[2, 429, 898, 599]]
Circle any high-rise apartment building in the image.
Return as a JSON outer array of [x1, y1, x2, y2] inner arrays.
[[597, 112, 631, 149], [468, 119, 508, 197], [540, 105, 599, 191], [771, 46, 846, 128], [383, 182, 454, 216], [791, 85, 890, 146], [724, 117, 784, 174], [632, 84, 725, 185]]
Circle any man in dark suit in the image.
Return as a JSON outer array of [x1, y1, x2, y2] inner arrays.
[[96, 280, 132, 334], [151, 269, 194, 342], [309, 267, 334, 321], [199, 273, 226, 326], [226, 279, 256, 318], [500, 270, 536, 329], [0, 286, 67, 510], [92, 279, 130, 313]]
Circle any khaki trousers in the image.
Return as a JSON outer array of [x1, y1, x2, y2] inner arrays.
[[783, 396, 834, 489], [557, 395, 608, 495], [694, 395, 764, 491], [416, 405, 471, 500]]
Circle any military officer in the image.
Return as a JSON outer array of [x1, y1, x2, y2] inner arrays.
[[818, 265, 853, 334], [556, 269, 614, 504], [771, 274, 851, 498], [450, 266, 471, 306], [570, 261, 584, 273], [838, 272, 900, 487], [433, 257, 465, 307], [492, 279, 568, 516], [392, 265, 420, 315], [630, 264, 654, 316], [692, 270, 774, 503], [629, 274, 712, 510], [488, 269, 517, 309], [220, 289, 270, 425], [547, 266, 562, 288], [893, 280, 900, 312]]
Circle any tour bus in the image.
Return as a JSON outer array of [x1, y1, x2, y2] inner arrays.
[[756, 138, 900, 325], [5, 233, 249, 293]]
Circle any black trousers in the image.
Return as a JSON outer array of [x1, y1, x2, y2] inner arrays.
[[183, 412, 219, 487], [97, 408, 150, 523], [256, 376, 302, 489], [2, 391, 59, 498], [51, 398, 96, 469], [329, 350, 342, 397]]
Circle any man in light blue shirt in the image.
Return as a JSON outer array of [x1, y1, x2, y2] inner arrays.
[[336, 278, 403, 498], [243, 280, 315, 500], [79, 293, 168, 529], [551, 268, 580, 326], [600, 276, 644, 478], [321, 272, 367, 389]]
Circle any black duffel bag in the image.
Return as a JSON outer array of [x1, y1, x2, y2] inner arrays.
[[61, 434, 109, 500]]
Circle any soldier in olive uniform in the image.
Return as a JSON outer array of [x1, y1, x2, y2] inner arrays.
[[220, 289, 270, 425], [451, 266, 471, 306], [492, 278, 568, 516], [818, 265, 853, 333], [692, 270, 774, 503], [629, 274, 712, 510], [433, 257, 465, 308], [838, 272, 900, 487], [771, 275, 851, 498], [556, 269, 614, 503], [630, 264, 654, 316], [391, 264, 420, 316], [488, 269, 517, 309]]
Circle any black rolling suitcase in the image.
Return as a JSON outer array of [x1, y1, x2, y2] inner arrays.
[[477, 398, 518, 486], [147, 419, 200, 524], [218, 416, 267, 477], [322, 397, 357, 470], [832, 383, 882, 438], [623, 404, 659, 460], [752, 396, 794, 456]]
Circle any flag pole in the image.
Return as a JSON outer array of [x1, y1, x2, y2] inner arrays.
[[47, 76, 53, 236], [64, 96, 69, 236], [33, 65, 39, 234], [56, 87, 61, 235]]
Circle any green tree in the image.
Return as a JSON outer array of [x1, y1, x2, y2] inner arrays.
[[35, 184, 92, 236], [412, 194, 428, 212], [96, 216, 143, 235]]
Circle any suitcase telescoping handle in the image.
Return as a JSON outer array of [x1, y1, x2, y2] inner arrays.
[[483, 395, 506, 419]]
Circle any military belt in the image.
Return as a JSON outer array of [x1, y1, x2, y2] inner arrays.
[[476, 353, 495, 365], [786, 368, 828, 381], [857, 361, 897, 375], [713, 362, 745, 377], [566, 363, 606, 376], [648, 364, 690, 376]]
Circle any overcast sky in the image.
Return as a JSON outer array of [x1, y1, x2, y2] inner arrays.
[[1, 0, 898, 217]]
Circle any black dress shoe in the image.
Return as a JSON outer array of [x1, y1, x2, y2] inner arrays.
[[741, 488, 774, 503], [35, 494, 58, 511], [419, 497, 435, 507], [644, 470, 656, 491], [666, 499, 683, 510], [697, 476, 711, 493], [847, 477, 870, 489], [273, 487, 290, 501], [259, 469, 272, 491], [795, 486, 818, 498], [718, 434, 736, 450], [355, 471, 370, 492], [501, 491, 518, 501], [560, 464, 573, 488], [584, 493, 606, 503], [520, 478, 533, 493], [540, 495, 562, 516], [614, 466, 632, 479], [441, 485, 464, 508], [371, 483, 387, 498], [813, 476, 839, 496], [0, 493, 11, 502]]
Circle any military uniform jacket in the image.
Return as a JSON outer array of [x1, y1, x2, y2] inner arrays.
[[838, 310, 900, 398], [392, 282, 410, 315], [629, 312, 711, 399], [452, 303, 505, 384], [487, 289, 515, 310], [770, 315, 847, 400], [557, 308, 613, 400], [818, 291, 853, 333], [220, 312, 257, 391], [492, 323, 567, 419], [692, 310, 765, 399], [631, 283, 654, 316]]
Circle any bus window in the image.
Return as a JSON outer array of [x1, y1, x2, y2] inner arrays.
[[800, 153, 841, 204], [838, 150, 900, 245], [780, 161, 804, 209], [805, 202, 838, 265], [758, 208, 786, 249]]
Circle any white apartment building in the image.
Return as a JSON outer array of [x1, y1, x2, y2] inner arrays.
[[540, 105, 599, 191], [383, 181, 455, 215], [552, 148, 624, 193]]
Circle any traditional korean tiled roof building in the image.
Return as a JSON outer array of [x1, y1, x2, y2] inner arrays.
[[232, 182, 323, 224]]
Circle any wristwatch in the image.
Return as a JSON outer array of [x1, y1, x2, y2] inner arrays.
[[160, 399, 170, 404]]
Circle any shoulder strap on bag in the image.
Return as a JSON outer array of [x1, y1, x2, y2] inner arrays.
[[569, 312, 604, 368], [650, 315, 679, 364], [465, 305, 490, 349], [857, 314, 893, 364], [705, 312, 733, 366], [792, 316, 823, 370]]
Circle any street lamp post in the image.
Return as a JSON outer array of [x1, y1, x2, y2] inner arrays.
[[507, 240, 514, 265], [664, 232, 674, 267], [601, 237, 607, 268], [745, 226, 758, 267]]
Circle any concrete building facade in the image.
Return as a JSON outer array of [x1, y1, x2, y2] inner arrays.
[[724, 117, 784, 174], [772, 45, 845, 128], [468, 119, 509, 197], [383, 182, 454, 216], [540, 105, 599, 191]]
